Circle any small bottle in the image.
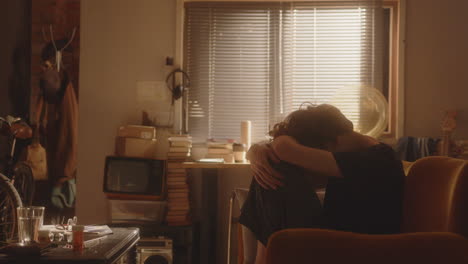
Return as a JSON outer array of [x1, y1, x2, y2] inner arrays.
[[72, 225, 85, 252]]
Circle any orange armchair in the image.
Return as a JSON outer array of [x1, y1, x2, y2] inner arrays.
[[266, 156, 468, 264], [266, 229, 468, 264], [401, 156, 468, 236]]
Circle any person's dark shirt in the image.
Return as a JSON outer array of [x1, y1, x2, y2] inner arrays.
[[324, 143, 405, 234]]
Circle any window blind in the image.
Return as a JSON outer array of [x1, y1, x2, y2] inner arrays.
[[185, 1, 383, 143], [282, 2, 383, 133]]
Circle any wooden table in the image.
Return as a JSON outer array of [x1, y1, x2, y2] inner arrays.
[[0, 227, 139, 264], [182, 162, 250, 264]]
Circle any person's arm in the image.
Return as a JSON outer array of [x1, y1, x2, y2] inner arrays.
[[247, 142, 284, 190], [271, 135, 342, 178]]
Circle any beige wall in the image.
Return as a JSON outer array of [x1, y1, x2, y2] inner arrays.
[[77, 3, 250, 263], [78, 0, 176, 224], [77, 0, 468, 261], [404, 0, 468, 138]]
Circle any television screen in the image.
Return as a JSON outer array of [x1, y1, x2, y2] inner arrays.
[[104, 156, 165, 200]]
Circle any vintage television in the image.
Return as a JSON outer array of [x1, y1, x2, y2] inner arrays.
[[103, 156, 166, 200]]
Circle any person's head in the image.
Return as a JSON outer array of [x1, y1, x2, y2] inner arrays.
[[269, 104, 354, 150]]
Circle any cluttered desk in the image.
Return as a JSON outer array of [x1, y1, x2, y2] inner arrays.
[[0, 206, 138, 263], [0, 226, 139, 264]]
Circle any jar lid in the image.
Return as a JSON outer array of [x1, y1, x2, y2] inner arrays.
[[233, 143, 245, 151]]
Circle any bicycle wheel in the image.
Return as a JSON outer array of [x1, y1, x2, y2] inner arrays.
[[0, 173, 22, 243], [12, 162, 35, 206]]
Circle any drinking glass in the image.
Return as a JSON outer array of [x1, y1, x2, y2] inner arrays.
[[17, 206, 45, 244]]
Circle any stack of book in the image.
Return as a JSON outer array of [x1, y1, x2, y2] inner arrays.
[[205, 139, 235, 163], [165, 162, 191, 226], [166, 135, 192, 226], [167, 134, 192, 161]]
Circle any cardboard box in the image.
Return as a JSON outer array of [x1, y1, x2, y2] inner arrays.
[[115, 137, 157, 158], [117, 125, 156, 139]]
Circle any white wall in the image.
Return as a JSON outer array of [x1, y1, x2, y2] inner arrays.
[[78, 0, 176, 224]]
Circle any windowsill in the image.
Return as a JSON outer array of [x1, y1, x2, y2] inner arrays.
[[182, 161, 251, 169]]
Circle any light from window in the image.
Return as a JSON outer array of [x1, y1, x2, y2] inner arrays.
[[185, 2, 385, 143]]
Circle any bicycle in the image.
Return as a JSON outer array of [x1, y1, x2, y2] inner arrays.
[[0, 116, 35, 242]]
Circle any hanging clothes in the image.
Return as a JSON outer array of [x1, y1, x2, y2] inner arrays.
[[394, 136, 439, 162], [36, 81, 78, 211], [31, 27, 78, 220], [54, 81, 78, 180]]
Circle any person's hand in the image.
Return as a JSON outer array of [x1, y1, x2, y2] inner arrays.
[[247, 143, 284, 190]]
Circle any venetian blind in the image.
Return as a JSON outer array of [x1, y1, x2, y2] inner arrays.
[[184, 1, 383, 142]]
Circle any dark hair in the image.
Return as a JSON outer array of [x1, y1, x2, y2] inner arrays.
[[269, 104, 353, 149]]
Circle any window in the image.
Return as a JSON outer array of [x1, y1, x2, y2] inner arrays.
[[184, 1, 401, 142]]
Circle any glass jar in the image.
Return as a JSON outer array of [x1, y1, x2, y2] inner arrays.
[[233, 143, 246, 163]]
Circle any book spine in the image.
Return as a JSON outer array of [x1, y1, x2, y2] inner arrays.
[[166, 168, 186, 174], [167, 178, 189, 185], [166, 216, 190, 222], [169, 147, 191, 152], [167, 187, 189, 193], [167, 205, 190, 211], [167, 162, 185, 169], [167, 183, 190, 189], [167, 192, 189, 199], [170, 141, 193, 147], [167, 173, 189, 177], [166, 210, 190, 216], [167, 220, 192, 226], [167, 197, 190, 204]]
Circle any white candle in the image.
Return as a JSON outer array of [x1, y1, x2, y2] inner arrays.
[[240, 120, 251, 151]]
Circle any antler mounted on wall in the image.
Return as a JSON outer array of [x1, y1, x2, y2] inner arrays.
[[41, 25, 77, 72]]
